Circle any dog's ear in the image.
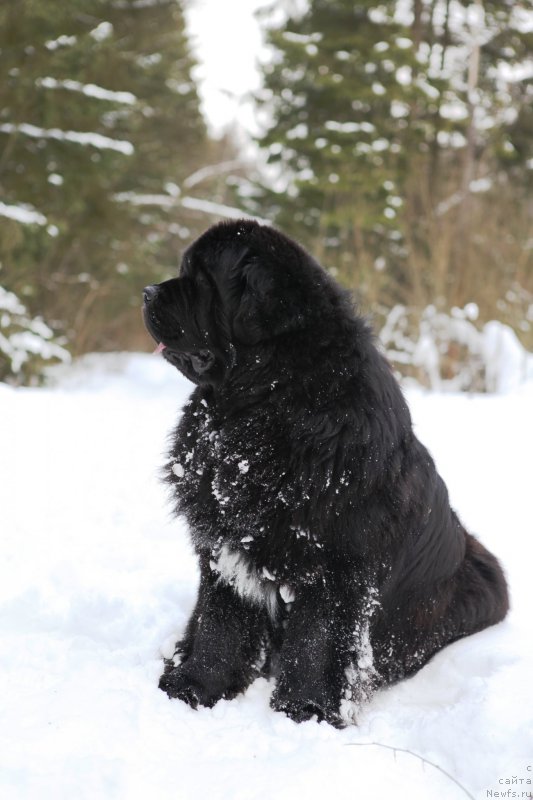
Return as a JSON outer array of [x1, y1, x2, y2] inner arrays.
[[232, 261, 273, 344], [232, 260, 306, 345]]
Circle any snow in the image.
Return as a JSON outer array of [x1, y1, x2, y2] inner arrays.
[[380, 305, 533, 393], [325, 121, 363, 134], [171, 462, 185, 478], [182, 159, 245, 189], [89, 21, 113, 42], [1, 290, 25, 318], [37, 77, 136, 105], [0, 200, 47, 226], [180, 195, 270, 225], [282, 32, 322, 45], [1, 352, 533, 799], [279, 585, 295, 605], [45, 34, 77, 51], [0, 201, 59, 237], [0, 287, 70, 376], [482, 321, 532, 393], [113, 191, 270, 224], [214, 544, 278, 618], [0, 122, 134, 156]]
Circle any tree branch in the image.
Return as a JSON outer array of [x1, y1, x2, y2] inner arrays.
[[344, 741, 475, 800]]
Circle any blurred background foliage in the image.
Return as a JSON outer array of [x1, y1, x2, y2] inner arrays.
[[1, 0, 531, 388]]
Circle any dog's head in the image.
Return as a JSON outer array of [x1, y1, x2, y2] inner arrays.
[[142, 219, 340, 385]]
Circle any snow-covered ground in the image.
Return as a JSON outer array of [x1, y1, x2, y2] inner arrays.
[[1, 353, 532, 800]]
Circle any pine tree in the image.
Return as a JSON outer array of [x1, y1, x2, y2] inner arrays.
[[252, 0, 533, 335], [254, 0, 430, 297], [0, 0, 209, 356]]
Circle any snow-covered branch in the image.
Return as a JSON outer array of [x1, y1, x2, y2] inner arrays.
[[0, 201, 48, 227], [0, 122, 134, 155], [36, 77, 137, 105], [113, 190, 270, 224], [0, 287, 70, 383], [183, 160, 245, 189]]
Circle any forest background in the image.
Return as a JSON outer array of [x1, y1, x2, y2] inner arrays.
[[1, 0, 531, 390]]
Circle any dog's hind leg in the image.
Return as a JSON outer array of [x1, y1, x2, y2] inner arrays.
[[445, 532, 509, 637], [372, 532, 509, 684]]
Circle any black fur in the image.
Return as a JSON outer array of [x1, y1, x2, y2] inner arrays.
[[143, 220, 508, 726]]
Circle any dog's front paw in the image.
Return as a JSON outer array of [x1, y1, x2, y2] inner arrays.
[[159, 666, 215, 709], [270, 684, 344, 727]]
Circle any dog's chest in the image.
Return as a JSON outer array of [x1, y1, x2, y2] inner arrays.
[[209, 543, 296, 617], [170, 398, 290, 519], [168, 394, 331, 601]]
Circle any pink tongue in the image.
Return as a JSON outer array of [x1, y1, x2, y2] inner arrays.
[[154, 342, 166, 354]]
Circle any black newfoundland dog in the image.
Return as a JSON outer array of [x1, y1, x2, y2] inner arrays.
[[143, 219, 508, 726]]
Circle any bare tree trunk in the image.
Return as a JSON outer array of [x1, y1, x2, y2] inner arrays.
[[460, 0, 483, 216], [454, 0, 484, 300]]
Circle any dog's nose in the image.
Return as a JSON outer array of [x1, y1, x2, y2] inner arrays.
[[143, 284, 159, 304]]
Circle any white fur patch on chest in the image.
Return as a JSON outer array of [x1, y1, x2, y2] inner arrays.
[[210, 544, 280, 618]]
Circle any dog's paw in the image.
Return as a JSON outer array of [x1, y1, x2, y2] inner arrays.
[[270, 686, 344, 727], [159, 667, 215, 709]]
